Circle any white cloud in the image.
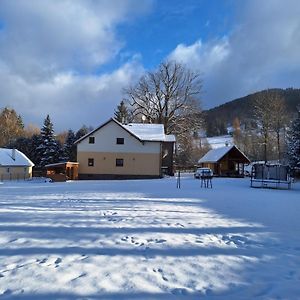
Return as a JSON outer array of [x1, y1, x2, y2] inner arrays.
[[0, 0, 151, 130], [169, 38, 230, 73], [169, 0, 300, 108], [0, 58, 144, 131]]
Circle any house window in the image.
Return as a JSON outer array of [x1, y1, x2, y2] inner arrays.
[[116, 158, 124, 167], [116, 138, 124, 145], [88, 158, 94, 167], [89, 137, 95, 144]]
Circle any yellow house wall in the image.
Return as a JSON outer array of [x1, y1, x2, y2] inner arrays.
[[0, 166, 33, 180], [77, 152, 161, 176]]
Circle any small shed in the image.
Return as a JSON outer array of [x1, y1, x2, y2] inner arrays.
[[0, 148, 34, 181], [198, 145, 250, 177], [45, 162, 79, 182]]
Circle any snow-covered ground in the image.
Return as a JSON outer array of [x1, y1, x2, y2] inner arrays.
[[0, 176, 299, 299]]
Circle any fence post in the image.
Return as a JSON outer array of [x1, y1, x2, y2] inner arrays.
[[177, 170, 181, 189]]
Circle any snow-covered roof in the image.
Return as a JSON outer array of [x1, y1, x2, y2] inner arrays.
[[75, 118, 176, 144], [123, 123, 176, 142], [0, 148, 34, 167], [198, 146, 235, 163]]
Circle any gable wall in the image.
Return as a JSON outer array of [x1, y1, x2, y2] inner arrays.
[[77, 120, 162, 177], [0, 166, 33, 180], [78, 121, 160, 154]]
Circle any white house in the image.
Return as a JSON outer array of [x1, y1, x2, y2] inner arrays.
[[0, 148, 34, 181], [75, 118, 176, 179]]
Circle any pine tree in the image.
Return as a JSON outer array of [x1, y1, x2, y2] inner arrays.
[[114, 100, 129, 123], [62, 129, 77, 161], [38, 115, 61, 166], [75, 125, 90, 141], [30, 134, 43, 166], [287, 108, 300, 168]]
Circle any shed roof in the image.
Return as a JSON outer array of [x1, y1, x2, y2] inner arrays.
[[45, 162, 79, 168], [198, 145, 250, 164], [0, 148, 34, 167]]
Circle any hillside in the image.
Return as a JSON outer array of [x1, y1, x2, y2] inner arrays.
[[204, 88, 300, 136]]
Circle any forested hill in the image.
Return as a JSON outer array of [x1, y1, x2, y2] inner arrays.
[[204, 88, 300, 136]]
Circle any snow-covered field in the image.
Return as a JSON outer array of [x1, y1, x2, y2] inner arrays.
[[0, 176, 299, 299]]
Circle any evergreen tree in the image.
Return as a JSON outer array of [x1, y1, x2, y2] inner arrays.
[[75, 125, 90, 141], [38, 115, 61, 166], [62, 129, 77, 161], [114, 100, 129, 123], [30, 134, 44, 166], [287, 108, 300, 168]]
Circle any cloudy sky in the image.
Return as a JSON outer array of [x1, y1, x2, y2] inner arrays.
[[0, 0, 299, 131]]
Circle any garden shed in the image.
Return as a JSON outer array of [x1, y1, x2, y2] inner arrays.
[[45, 162, 79, 182], [198, 145, 250, 177]]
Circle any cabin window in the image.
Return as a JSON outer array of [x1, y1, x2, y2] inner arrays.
[[89, 137, 95, 144], [116, 138, 124, 145], [6, 168, 10, 173], [116, 158, 124, 167], [88, 158, 94, 167]]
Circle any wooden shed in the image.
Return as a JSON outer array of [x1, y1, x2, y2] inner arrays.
[[198, 145, 250, 177], [45, 162, 79, 182]]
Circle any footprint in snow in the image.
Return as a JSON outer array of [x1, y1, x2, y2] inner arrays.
[[155, 239, 166, 244], [153, 268, 168, 282], [54, 257, 62, 267], [172, 288, 189, 295], [70, 272, 87, 282], [38, 258, 48, 264], [1, 289, 13, 296]]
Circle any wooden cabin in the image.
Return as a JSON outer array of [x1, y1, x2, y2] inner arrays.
[[198, 145, 250, 177], [45, 162, 79, 182]]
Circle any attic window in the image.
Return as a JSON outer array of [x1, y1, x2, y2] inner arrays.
[[89, 137, 95, 144], [116, 138, 124, 145]]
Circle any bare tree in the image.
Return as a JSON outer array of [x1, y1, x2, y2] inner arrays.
[[123, 61, 204, 167], [253, 91, 276, 162], [0, 107, 24, 147], [271, 95, 287, 161], [254, 90, 288, 162], [123, 61, 203, 135]]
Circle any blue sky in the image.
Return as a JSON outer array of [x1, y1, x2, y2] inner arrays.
[[0, 0, 299, 131], [115, 0, 236, 70]]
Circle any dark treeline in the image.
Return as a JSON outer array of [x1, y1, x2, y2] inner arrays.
[[205, 88, 300, 137], [0, 108, 92, 167]]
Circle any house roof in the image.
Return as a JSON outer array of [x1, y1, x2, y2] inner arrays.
[[198, 145, 250, 164], [123, 123, 176, 142], [75, 118, 176, 144], [0, 148, 34, 167]]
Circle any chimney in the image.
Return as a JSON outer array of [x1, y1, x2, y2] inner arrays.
[[12, 148, 16, 161]]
